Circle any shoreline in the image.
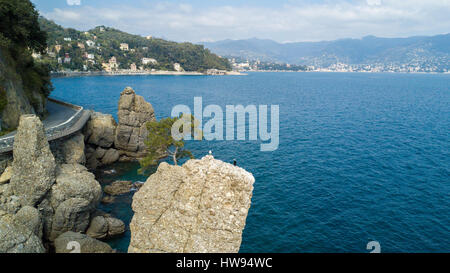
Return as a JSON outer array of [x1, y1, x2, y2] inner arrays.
[[238, 70, 450, 74], [51, 70, 245, 78]]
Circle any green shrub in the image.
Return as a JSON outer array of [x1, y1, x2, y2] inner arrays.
[[0, 86, 6, 113]]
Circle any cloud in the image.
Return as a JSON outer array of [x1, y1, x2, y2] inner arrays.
[[43, 1, 450, 43], [67, 0, 81, 6]]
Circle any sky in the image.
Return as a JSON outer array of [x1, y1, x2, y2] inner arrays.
[[32, 0, 450, 43]]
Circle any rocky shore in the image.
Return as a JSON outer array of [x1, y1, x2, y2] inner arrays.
[[0, 86, 255, 253]]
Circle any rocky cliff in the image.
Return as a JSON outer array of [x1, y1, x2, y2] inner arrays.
[[0, 48, 46, 130], [128, 155, 255, 253], [115, 87, 155, 158], [0, 115, 112, 253]]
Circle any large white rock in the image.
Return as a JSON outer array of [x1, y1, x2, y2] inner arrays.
[[128, 155, 255, 253]]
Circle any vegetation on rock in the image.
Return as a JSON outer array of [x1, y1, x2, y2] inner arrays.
[[139, 114, 201, 172]]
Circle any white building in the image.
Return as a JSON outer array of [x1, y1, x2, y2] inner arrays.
[[173, 63, 184, 72], [120, 43, 129, 51], [142, 58, 158, 65], [86, 40, 95, 47]]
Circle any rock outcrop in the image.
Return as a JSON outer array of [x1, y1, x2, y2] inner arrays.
[[45, 164, 102, 241], [128, 155, 255, 253], [84, 111, 119, 169], [84, 111, 117, 148], [51, 132, 86, 165], [115, 87, 155, 158], [0, 210, 45, 253], [86, 214, 125, 239], [54, 231, 114, 253], [104, 181, 133, 196], [10, 115, 56, 207], [0, 49, 46, 130], [0, 166, 11, 184]]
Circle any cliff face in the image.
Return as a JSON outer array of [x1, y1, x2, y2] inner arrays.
[[115, 87, 156, 158], [0, 115, 104, 252], [128, 155, 255, 253], [0, 48, 46, 130]]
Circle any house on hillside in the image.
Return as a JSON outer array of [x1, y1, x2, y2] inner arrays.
[[120, 43, 129, 51], [64, 53, 71, 64], [103, 56, 119, 71], [173, 63, 184, 72], [86, 40, 95, 47], [54, 45, 62, 53]]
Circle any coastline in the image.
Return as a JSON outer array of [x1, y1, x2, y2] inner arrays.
[[51, 70, 245, 78]]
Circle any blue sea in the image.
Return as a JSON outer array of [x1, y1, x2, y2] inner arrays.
[[51, 72, 450, 253]]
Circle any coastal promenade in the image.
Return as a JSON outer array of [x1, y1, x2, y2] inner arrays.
[[0, 98, 91, 154]]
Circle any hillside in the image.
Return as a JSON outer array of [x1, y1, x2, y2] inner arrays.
[[203, 35, 450, 72], [0, 0, 52, 131], [38, 17, 231, 73]]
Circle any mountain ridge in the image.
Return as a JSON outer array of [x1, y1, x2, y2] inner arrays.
[[202, 34, 450, 72]]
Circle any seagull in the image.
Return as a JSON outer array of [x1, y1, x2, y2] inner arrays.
[[209, 150, 212, 155]]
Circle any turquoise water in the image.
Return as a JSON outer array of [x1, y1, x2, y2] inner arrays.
[[52, 72, 450, 253]]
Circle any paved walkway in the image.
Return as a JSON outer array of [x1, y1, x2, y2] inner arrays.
[[0, 98, 91, 153]]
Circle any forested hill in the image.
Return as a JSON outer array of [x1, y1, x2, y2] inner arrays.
[[38, 17, 231, 72]]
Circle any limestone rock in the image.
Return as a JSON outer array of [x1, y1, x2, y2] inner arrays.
[[104, 181, 133, 196], [51, 133, 86, 165], [95, 147, 107, 159], [0, 212, 45, 253], [43, 164, 102, 241], [86, 156, 100, 170], [101, 148, 120, 165], [128, 155, 255, 253], [54, 231, 114, 253], [14, 206, 43, 239], [106, 217, 126, 237], [50, 164, 102, 210], [49, 198, 91, 241], [86, 215, 125, 239], [84, 111, 117, 148], [0, 166, 12, 184], [86, 216, 108, 239], [115, 87, 155, 158], [10, 115, 56, 207]]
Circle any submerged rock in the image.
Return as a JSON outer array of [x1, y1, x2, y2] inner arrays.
[[114, 87, 155, 158], [54, 231, 114, 253], [104, 181, 133, 196], [10, 115, 56, 207], [128, 155, 255, 253]]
